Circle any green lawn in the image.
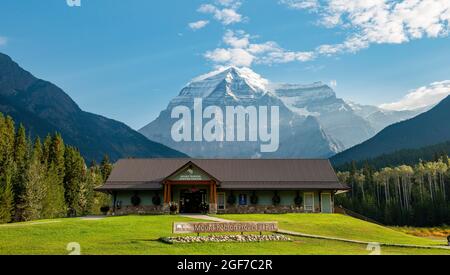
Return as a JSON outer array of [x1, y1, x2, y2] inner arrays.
[[0, 215, 448, 255], [216, 214, 447, 246]]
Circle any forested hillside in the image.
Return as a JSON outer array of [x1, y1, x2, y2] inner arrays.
[[337, 158, 450, 226], [336, 140, 450, 171], [0, 112, 111, 223]]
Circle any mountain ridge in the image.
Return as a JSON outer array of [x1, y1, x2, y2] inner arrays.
[[139, 66, 425, 158], [0, 52, 187, 161], [331, 95, 450, 165]]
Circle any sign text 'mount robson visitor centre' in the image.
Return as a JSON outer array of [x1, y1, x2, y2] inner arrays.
[[173, 222, 278, 234], [96, 159, 349, 215]]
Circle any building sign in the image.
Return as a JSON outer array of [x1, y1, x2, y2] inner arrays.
[[170, 167, 210, 181], [173, 222, 278, 234]]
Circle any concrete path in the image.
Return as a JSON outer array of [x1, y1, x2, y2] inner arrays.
[[278, 229, 450, 250], [181, 215, 450, 250], [179, 214, 233, 223], [0, 220, 61, 227], [80, 216, 106, 221]]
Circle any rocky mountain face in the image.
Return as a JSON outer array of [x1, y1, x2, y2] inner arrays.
[[139, 67, 424, 158], [140, 67, 340, 158], [0, 52, 187, 161]]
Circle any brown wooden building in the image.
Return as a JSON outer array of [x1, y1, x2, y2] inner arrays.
[[97, 159, 349, 215]]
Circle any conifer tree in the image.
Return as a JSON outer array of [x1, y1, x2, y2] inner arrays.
[[100, 155, 113, 182], [64, 146, 86, 216], [12, 124, 29, 221], [21, 138, 46, 221], [0, 116, 16, 223], [41, 163, 67, 219]]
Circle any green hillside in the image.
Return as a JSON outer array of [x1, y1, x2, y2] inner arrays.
[[217, 214, 445, 246]]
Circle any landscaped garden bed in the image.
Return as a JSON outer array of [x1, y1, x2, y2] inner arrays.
[[160, 234, 291, 244]]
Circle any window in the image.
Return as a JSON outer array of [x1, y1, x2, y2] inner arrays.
[[217, 193, 226, 210], [239, 194, 248, 206]]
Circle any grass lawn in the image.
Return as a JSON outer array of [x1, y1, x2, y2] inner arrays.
[[0, 215, 449, 255], [216, 214, 447, 246]]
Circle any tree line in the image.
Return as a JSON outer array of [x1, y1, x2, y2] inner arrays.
[[335, 140, 450, 171], [336, 157, 450, 226], [0, 113, 112, 224]]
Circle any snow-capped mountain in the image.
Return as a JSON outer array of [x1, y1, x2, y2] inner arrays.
[[272, 83, 375, 149], [139, 67, 425, 158], [139, 67, 340, 158]]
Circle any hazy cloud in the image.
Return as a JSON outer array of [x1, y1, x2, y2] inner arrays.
[[380, 80, 450, 111], [198, 0, 244, 25], [189, 20, 210, 30], [0, 36, 8, 46], [204, 30, 315, 67], [281, 0, 450, 55]]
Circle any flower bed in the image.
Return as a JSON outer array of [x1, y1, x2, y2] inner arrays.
[[160, 234, 291, 244]]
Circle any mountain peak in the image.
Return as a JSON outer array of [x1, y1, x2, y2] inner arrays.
[[190, 66, 269, 92]]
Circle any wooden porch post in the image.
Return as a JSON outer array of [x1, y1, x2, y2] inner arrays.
[[167, 182, 172, 203], [209, 182, 214, 203], [112, 191, 117, 215], [213, 182, 217, 204], [163, 181, 168, 204]]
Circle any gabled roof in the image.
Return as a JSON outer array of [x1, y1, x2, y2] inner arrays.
[[97, 159, 348, 191]]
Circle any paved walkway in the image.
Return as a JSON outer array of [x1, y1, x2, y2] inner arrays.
[[80, 216, 106, 221], [0, 220, 61, 227], [179, 214, 233, 223], [180, 215, 450, 250], [278, 229, 450, 250]]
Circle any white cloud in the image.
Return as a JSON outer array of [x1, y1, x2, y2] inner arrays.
[[380, 80, 450, 111], [281, 0, 450, 55], [198, 1, 243, 25], [203, 0, 450, 67], [279, 0, 320, 10], [204, 30, 315, 67], [330, 80, 337, 88], [0, 36, 7, 46], [189, 20, 210, 30]]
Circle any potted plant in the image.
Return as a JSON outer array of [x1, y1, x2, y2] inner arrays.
[[152, 193, 161, 206], [294, 191, 303, 207], [100, 206, 110, 215], [169, 202, 178, 214], [272, 191, 281, 206], [200, 202, 209, 214], [227, 192, 236, 205], [250, 192, 258, 205], [131, 193, 141, 207]]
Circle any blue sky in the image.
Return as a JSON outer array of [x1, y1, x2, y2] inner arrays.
[[0, 0, 449, 129]]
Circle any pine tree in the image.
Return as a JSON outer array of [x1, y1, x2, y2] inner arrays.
[[41, 134, 67, 218], [21, 138, 46, 221], [90, 165, 111, 214], [100, 155, 113, 182], [0, 116, 16, 223], [41, 163, 67, 219], [12, 124, 29, 221], [64, 146, 86, 216]]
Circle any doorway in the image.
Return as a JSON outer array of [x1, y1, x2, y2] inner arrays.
[[321, 193, 332, 213], [179, 189, 207, 213]]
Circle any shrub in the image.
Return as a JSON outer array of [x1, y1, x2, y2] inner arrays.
[[227, 192, 236, 205], [272, 192, 281, 206], [250, 192, 258, 205], [131, 194, 141, 207], [152, 194, 161, 206], [294, 192, 303, 206]]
